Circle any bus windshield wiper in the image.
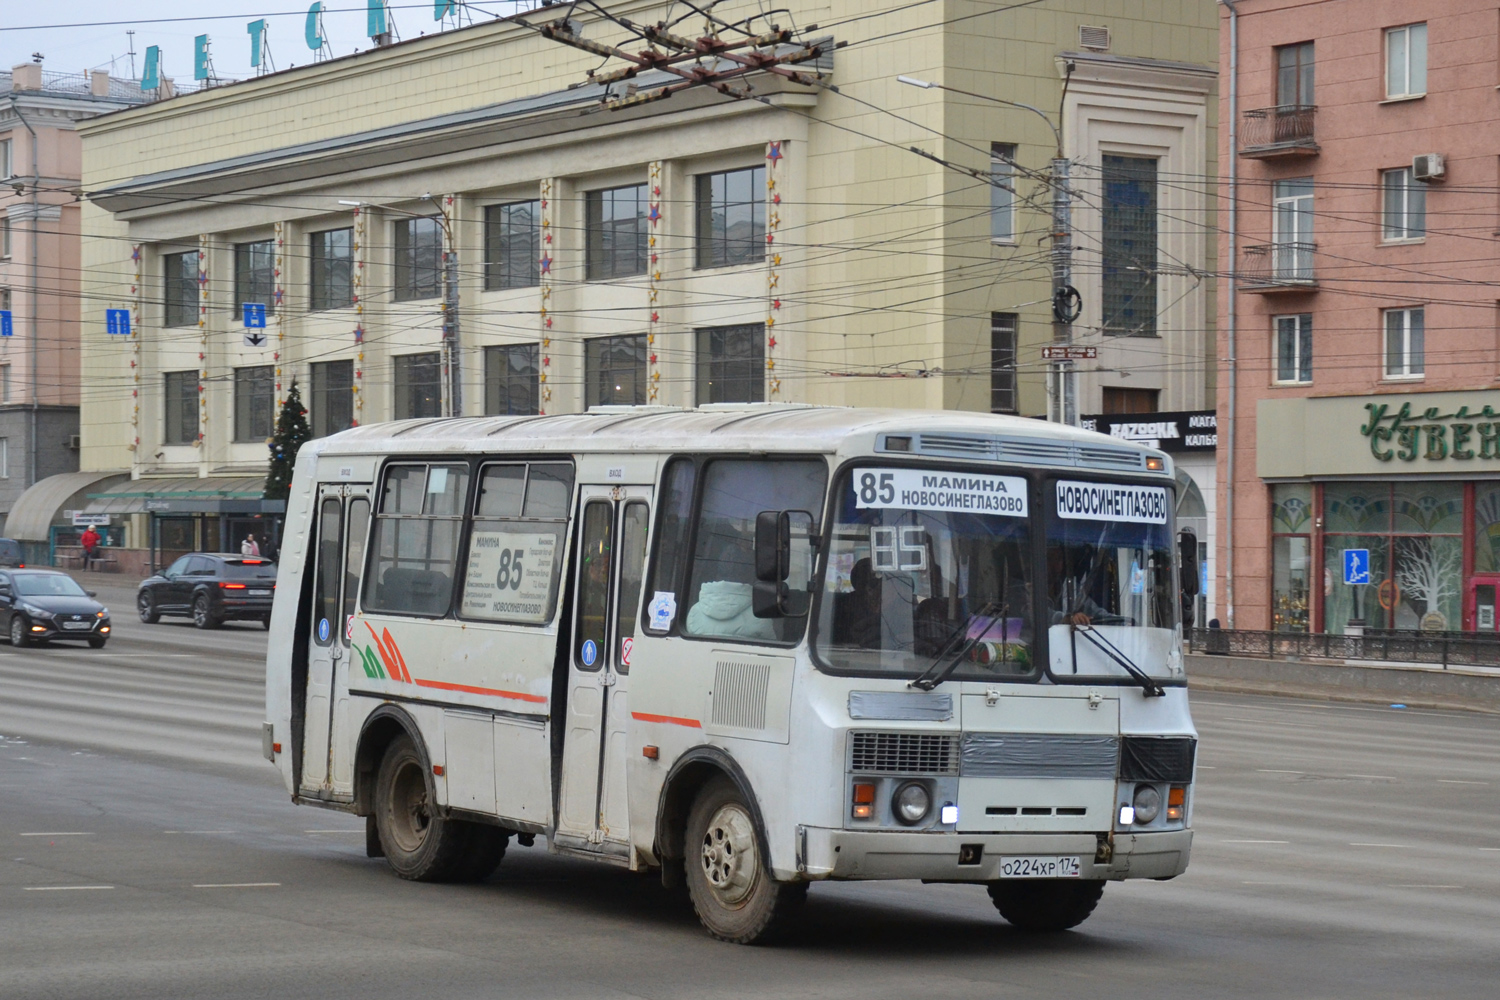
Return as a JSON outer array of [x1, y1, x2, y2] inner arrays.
[[1071, 624, 1165, 697], [909, 602, 1001, 691]]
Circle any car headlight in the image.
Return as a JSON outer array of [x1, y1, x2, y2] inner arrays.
[[1132, 784, 1162, 824], [20, 604, 50, 619], [893, 781, 932, 825]]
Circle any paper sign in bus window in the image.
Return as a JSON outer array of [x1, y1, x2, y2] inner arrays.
[[461, 530, 559, 623], [853, 469, 1028, 517], [871, 525, 928, 573]]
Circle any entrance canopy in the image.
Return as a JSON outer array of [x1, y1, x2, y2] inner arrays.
[[84, 476, 286, 515], [4, 470, 131, 540]]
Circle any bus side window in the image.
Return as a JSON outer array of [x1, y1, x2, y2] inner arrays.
[[459, 461, 573, 625], [642, 458, 695, 635], [614, 501, 649, 673], [313, 498, 342, 646], [341, 499, 369, 644], [364, 463, 468, 618], [575, 501, 613, 670]]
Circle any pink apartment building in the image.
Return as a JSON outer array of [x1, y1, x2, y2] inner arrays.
[[1219, 0, 1500, 636]]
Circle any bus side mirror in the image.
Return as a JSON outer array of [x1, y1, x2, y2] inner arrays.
[[1178, 531, 1200, 597], [754, 510, 816, 619]]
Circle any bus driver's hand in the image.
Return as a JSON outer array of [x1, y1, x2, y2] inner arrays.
[[1069, 611, 1092, 626]]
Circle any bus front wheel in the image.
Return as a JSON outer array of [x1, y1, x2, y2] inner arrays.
[[684, 776, 805, 944], [987, 879, 1105, 932], [374, 734, 483, 882]]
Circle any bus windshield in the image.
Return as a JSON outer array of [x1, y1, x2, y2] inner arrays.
[[1046, 478, 1178, 680], [814, 466, 1036, 681]]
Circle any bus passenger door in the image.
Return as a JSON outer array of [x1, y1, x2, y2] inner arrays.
[[556, 487, 652, 855], [300, 484, 371, 798]]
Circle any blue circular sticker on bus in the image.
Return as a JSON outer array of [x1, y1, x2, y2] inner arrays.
[[580, 639, 598, 667], [317, 618, 330, 642]]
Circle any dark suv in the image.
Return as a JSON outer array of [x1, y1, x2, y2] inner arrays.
[[0, 538, 25, 568], [137, 554, 278, 629]]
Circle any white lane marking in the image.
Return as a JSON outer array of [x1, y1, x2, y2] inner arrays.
[[1479, 848, 1500, 852], [1438, 779, 1489, 785], [192, 882, 280, 889], [1348, 774, 1398, 780], [25, 885, 114, 891], [1198, 765, 1217, 770], [1256, 769, 1304, 774], [1351, 843, 1410, 848], [1389, 884, 1462, 889], [304, 829, 362, 834], [1222, 839, 1290, 844], [19, 832, 93, 837]]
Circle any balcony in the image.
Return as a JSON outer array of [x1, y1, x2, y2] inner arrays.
[[1239, 105, 1319, 158], [1239, 242, 1317, 292]]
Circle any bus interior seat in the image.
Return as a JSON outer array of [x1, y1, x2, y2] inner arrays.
[[379, 566, 452, 616]]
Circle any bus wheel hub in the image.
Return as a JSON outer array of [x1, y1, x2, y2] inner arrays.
[[700, 803, 757, 905]]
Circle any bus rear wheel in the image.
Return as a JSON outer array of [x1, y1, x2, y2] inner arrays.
[[987, 879, 1105, 932], [684, 776, 805, 944], [374, 734, 479, 882]]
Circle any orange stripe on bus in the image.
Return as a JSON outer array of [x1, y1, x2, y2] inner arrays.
[[631, 711, 702, 729], [412, 679, 548, 704]]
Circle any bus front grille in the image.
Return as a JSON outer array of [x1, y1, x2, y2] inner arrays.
[[849, 732, 960, 775]]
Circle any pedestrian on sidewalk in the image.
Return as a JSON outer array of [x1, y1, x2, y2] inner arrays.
[[80, 526, 101, 570], [241, 534, 261, 557]]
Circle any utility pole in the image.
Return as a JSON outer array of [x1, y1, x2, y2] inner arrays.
[[441, 196, 460, 418], [1050, 156, 1078, 426]]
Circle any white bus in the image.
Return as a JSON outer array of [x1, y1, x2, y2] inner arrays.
[[265, 406, 1196, 943]]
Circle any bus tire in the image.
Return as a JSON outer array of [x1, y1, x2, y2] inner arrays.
[[987, 879, 1105, 932], [374, 734, 469, 882], [451, 824, 509, 882], [684, 776, 805, 944]]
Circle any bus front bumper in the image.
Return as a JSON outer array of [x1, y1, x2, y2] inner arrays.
[[796, 827, 1192, 882]]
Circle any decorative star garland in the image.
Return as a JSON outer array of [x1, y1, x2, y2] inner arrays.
[[765, 140, 785, 397], [129, 244, 142, 454], [197, 236, 208, 446], [352, 206, 365, 426], [273, 221, 285, 409], [647, 161, 663, 402], [538, 178, 553, 413]]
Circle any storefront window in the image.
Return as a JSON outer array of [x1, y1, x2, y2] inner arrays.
[[1473, 486, 1500, 574], [1271, 484, 1312, 632], [1321, 482, 1462, 633]]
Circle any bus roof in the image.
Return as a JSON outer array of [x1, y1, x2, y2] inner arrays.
[[304, 405, 1171, 475]]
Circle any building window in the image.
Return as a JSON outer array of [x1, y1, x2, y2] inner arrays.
[[0, 363, 9, 402], [310, 360, 354, 438], [1, 217, 9, 258], [163, 370, 198, 445], [1384, 307, 1425, 378], [309, 228, 354, 311], [1323, 482, 1460, 633], [234, 240, 276, 315], [0, 437, 7, 479], [0, 138, 11, 179], [1275, 41, 1315, 106], [585, 335, 647, 407], [483, 343, 540, 415], [0, 287, 9, 309], [991, 143, 1017, 243], [394, 217, 443, 302], [695, 324, 764, 404], [1101, 154, 1158, 336], [696, 166, 765, 269], [234, 365, 274, 442], [1386, 23, 1427, 99], [1275, 314, 1313, 384], [394, 352, 443, 419], [1101, 387, 1159, 414], [1270, 484, 1312, 632], [991, 313, 1018, 413], [1381, 168, 1426, 241], [1272, 178, 1315, 281], [163, 251, 198, 328], [484, 201, 540, 290], [586, 184, 649, 281]]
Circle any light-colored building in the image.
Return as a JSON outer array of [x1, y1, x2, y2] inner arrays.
[[1220, 0, 1500, 635], [67, 1, 1217, 573], [0, 62, 144, 550]]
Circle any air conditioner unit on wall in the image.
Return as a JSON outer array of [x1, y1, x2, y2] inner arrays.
[[1078, 25, 1110, 51], [67, 434, 81, 449], [1413, 154, 1445, 181]]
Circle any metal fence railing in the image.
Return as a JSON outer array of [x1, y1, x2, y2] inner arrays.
[[1239, 242, 1316, 287], [1188, 627, 1500, 670], [1240, 105, 1318, 152]]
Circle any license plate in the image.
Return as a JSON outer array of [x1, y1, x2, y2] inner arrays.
[[61, 622, 92, 631], [249, 590, 271, 596], [999, 855, 1081, 879]]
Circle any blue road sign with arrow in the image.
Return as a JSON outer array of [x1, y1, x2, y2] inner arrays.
[[243, 303, 266, 328], [0, 310, 11, 338], [1343, 548, 1371, 586], [106, 309, 131, 335]]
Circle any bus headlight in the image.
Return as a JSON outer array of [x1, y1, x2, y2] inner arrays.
[[893, 781, 931, 825], [1132, 785, 1162, 824]]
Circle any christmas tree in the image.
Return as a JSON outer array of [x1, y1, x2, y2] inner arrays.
[[264, 380, 311, 501]]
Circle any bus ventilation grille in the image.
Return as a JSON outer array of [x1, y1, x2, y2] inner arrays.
[[849, 732, 960, 775], [711, 659, 771, 730], [1076, 446, 1146, 470]]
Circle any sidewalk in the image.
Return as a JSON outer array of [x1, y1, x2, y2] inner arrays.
[[1186, 651, 1500, 714]]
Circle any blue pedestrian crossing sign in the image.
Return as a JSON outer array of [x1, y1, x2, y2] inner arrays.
[[1343, 549, 1371, 586], [0, 310, 11, 338], [243, 303, 267, 328], [106, 309, 131, 335]]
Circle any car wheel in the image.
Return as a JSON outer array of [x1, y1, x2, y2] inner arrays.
[[9, 614, 31, 648], [137, 592, 160, 624], [684, 776, 806, 944], [192, 593, 220, 630], [88, 636, 108, 649]]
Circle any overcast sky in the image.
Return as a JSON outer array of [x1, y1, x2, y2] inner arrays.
[[3, 2, 533, 84]]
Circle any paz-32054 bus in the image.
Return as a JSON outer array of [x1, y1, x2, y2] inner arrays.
[[264, 405, 1196, 943]]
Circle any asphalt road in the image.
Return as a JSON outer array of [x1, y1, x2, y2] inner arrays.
[[2, 573, 1498, 999]]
